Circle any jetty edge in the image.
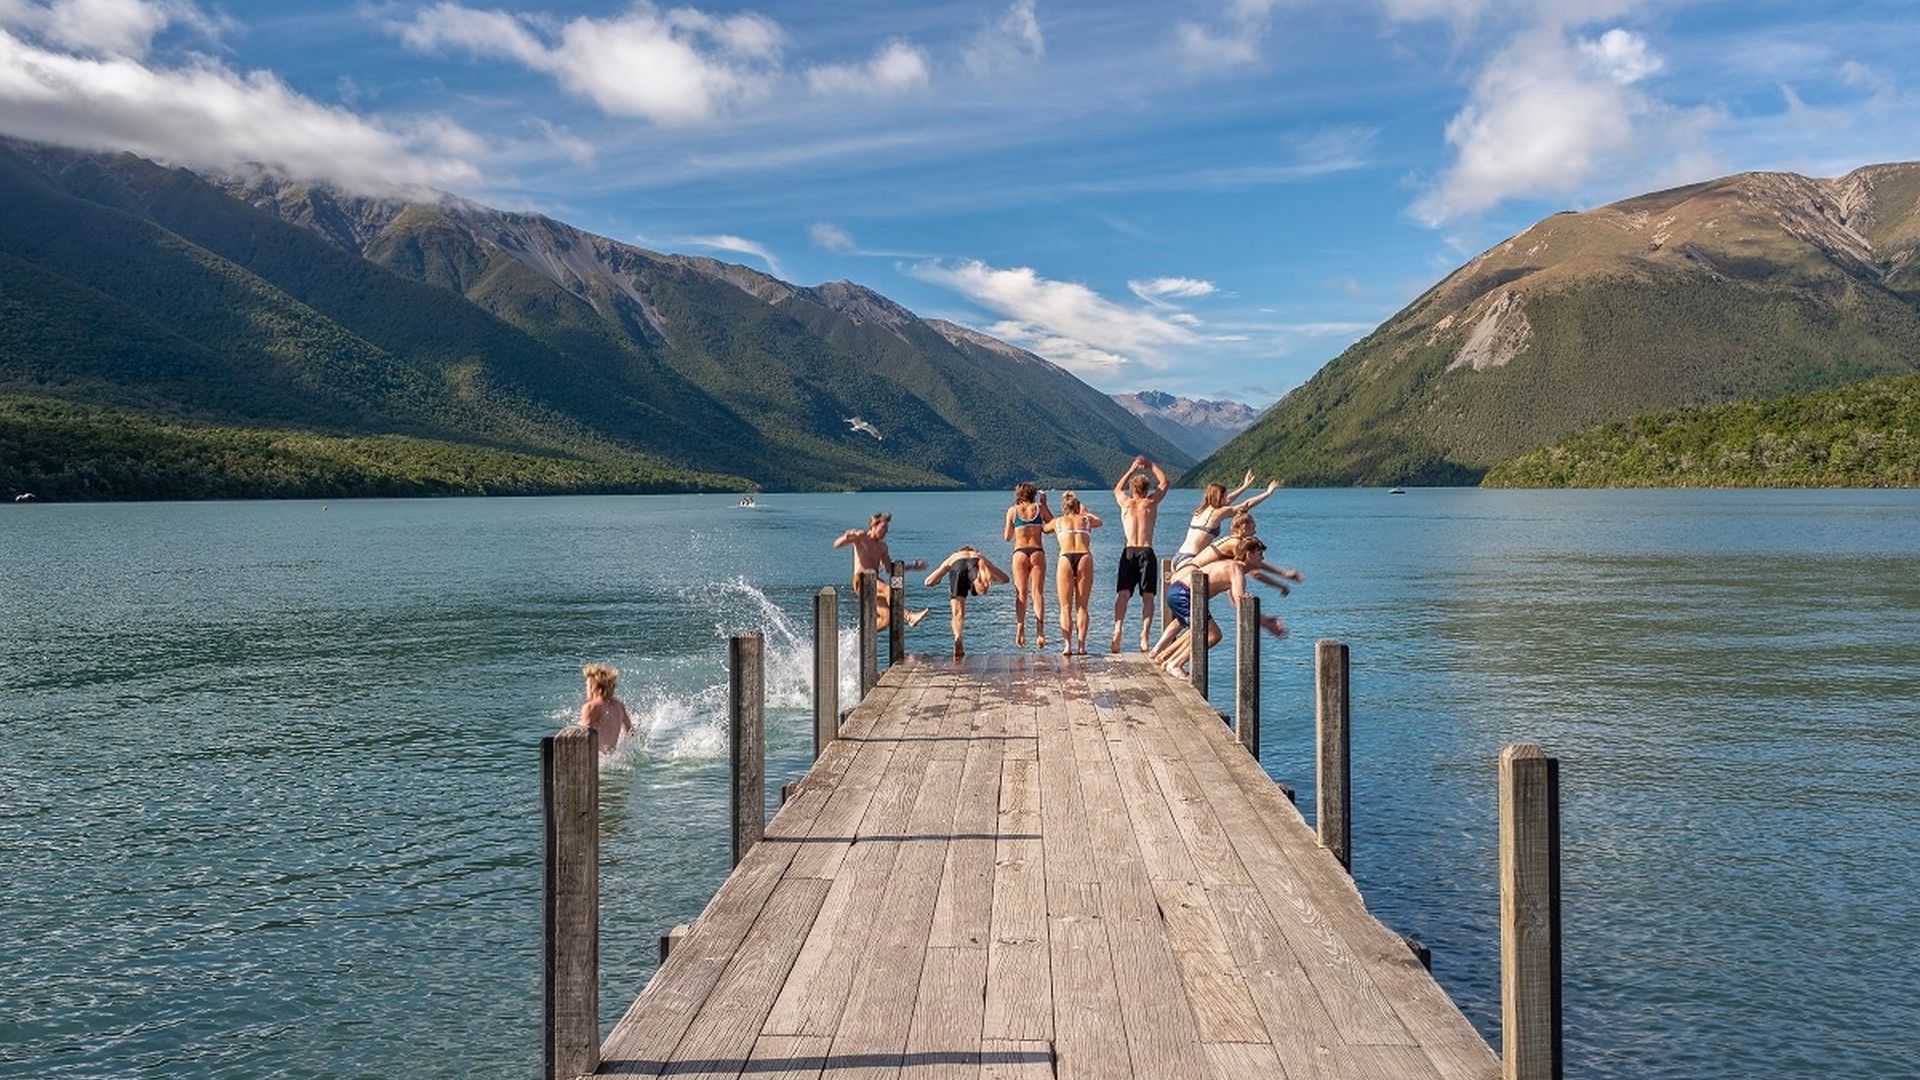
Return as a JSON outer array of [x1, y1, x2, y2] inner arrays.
[[542, 581, 1565, 1080]]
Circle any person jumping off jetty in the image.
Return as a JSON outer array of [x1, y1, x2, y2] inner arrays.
[[1003, 483, 1053, 649], [1110, 455, 1170, 654], [924, 545, 1011, 658], [579, 663, 634, 755], [833, 512, 929, 631]]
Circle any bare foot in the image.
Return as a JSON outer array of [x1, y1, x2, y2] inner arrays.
[[1109, 626, 1123, 654], [1139, 635, 1152, 653], [1016, 622, 1027, 647], [1036, 633, 1047, 650], [953, 638, 965, 659], [906, 608, 930, 627]]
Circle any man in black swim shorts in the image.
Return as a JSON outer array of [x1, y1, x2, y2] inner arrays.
[[924, 545, 1010, 658], [1110, 456, 1170, 653]]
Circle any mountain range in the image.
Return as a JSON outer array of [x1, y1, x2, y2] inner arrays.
[[1198, 162, 1920, 486], [1109, 391, 1260, 459], [0, 140, 1186, 496]]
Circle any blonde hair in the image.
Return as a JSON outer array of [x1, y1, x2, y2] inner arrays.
[[1129, 474, 1151, 496], [582, 663, 619, 696], [1061, 491, 1082, 515], [1197, 482, 1226, 513], [1230, 510, 1256, 537]]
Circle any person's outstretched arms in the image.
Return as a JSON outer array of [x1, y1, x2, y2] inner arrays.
[[832, 529, 861, 548], [1113, 461, 1136, 507], [1226, 468, 1255, 502], [924, 553, 954, 586], [1148, 459, 1170, 504], [1231, 479, 1281, 514]]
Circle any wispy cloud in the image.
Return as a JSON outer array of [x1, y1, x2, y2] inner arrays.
[[0, 1, 481, 191], [909, 258, 1199, 373], [964, 0, 1044, 75], [673, 232, 786, 276], [1176, 0, 1282, 70], [805, 41, 931, 97], [1127, 277, 1217, 307], [808, 221, 854, 251]]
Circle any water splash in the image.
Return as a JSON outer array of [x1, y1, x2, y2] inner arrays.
[[597, 577, 862, 763]]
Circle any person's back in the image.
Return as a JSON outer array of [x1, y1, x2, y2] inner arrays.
[[579, 663, 634, 755]]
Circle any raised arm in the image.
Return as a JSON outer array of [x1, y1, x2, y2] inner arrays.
[[1003, 506, 1015, 542], [1225, 468, 1255, 502], [1113, 462, 1136, 506], [1148, 460, 1170, 503], [1229, 478, 1280, 515], [924, 553, 956, 586], [1084, 511, 1104, 529], [832, 529, 861, 548]]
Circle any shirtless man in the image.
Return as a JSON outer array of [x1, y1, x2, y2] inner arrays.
[[832, 512, 929, 630], [1110, 455, 1170, 654], [579, 663, 634, 755], [924, 545, 1011, 658]]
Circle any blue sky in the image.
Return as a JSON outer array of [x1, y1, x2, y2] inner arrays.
[[2, 0, 1916, 403]]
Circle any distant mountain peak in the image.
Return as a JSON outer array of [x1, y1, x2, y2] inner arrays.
[[1111, 391, 1259, 459]]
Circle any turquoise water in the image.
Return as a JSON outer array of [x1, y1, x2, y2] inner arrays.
[[2, 490, 1916, 1078]]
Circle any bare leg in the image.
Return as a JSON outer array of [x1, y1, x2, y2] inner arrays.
[[950, 598, 965, 658], [1110, 590, 1129, 654], [1138, 591, 1155, 652], [874, 580, 892, 631], [1030, 557, 1048, 650], [1011, 551, 1032, 646], [1055, 557, 1072, 655], [1075, 558, 1094, 654]]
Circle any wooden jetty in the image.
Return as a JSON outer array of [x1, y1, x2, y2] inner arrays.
[[544, 577, 1563, 1080]]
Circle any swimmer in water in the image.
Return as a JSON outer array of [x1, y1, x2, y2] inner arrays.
[[924, 545, 1011, 658], [579, 663, 634, 755]]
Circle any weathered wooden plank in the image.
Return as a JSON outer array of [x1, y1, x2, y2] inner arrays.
[[979, 1040, 1054, 1080], [901, 946, 989, 1078], [929, 690, 1007, 949], [784, 682, 923, 881], [1084, 662, 1199, 885], [983, 754, 1048, 1043], [1206, 883, 1343, 1080], [1151, 878, 1267, 1044], [1035, 686, 1097, 913], [1203, 1041, 1290, 1080], [661, 877, 831, 1079], [746, 1034, 830, 1080], [824, 754, 967, 1079], [1047, 885, 1133, 1080]]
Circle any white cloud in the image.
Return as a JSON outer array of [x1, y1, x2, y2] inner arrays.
[[1176, 0, 1281, 70], [805, 41, 930, 97], [964, 0, 1043, 75], [1412, 26, 1661, 223], [0, 16, 482, 191], [396, 1, 784, 125], [1127, 277, 1218, 307], [679, 232, 785, 276], [910, 259, 1199, 373], [0, 0, 222, 59], [808, 221, 854, 250], [1579, 27, 1660, 84]]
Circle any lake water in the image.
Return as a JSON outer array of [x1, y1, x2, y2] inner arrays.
[[2, 489, 1916, 1079]]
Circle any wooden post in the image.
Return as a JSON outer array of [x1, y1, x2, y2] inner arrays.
[[731, 633, 765, 867], [1234, 595, 1260, 757], [857, 569, 878, 697], [1188, 566, 1209, 698], [542, 725, 598, 1080], [1158, 556, 1173, 636], [1499, 742, 1562, 1080], [813, 587, 839, 758], [658, 923, 689, 963], [888, 559, 906, 665], [1315, 638, 1351, 871]]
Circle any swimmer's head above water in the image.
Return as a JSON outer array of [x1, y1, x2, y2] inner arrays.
[[582, 663, 619, 699]]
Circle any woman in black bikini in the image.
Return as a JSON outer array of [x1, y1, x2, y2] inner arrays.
[[1044, 492, 1103, 656], [924, 546, 1011, 658], [1003, 483, 1052, 649]]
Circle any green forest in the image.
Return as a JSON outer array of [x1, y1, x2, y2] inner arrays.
[[0, 395, 745, 501], [1482, 374, 1920, 488]]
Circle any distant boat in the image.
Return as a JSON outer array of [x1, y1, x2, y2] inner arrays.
[[739, 494, 756, 508], [1388, 487, 1406, 495]]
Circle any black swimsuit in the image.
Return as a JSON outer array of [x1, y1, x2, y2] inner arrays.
[[949, 557, 979, 599]]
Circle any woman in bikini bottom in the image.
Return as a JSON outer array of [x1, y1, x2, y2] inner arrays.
[[1044, 492, 1103, 656]]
